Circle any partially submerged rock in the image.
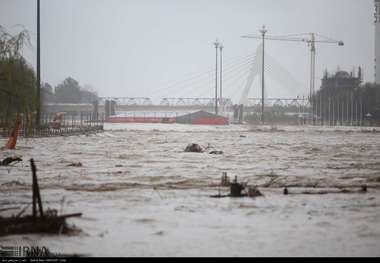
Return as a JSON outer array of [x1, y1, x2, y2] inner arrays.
[[184, 144, 203, 153], [67, 162, 83, 167], [247, 186, 264, 197], [209, 151, 223, 155]]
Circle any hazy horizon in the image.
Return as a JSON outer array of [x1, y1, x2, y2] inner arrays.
[[0, 0, 376, 103]]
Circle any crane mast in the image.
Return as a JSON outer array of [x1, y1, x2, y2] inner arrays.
[[241, 29, 344, 125]]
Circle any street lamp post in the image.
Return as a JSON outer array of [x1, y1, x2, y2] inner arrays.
[[36, 0, 41, 127], [214, 39, 220, 115], [260, 25, 267, 124], [219, 44, 223, 113]]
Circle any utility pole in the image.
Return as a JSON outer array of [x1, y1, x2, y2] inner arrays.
[[219, 43, 224, 113], [214, 39, 220, 115], [350, 91, 353, 126], [241, 30, 343, 126], [36, 0, 41, 127], [260, 25, 267, 125], [319, 91, 323, 125], [310, 33, 316, 125]]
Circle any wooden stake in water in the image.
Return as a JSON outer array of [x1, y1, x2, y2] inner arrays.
[[30, 159, 44, 221]]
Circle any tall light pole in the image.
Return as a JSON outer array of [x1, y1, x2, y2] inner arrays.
[[36, 0, 41, 127], [242, 29, 343, 126], [260, 25, 267, 124], [214, 39, 220, 115], [310, 33, 316, 125], [219, 43, 223, 112]]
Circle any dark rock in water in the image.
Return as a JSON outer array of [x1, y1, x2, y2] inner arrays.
[[248, 186, 263, 198], [0, 156, 22, 166], [184, 144, 203, 153], [240, 135, 247, 138], [67, 162, 83, 167], [209, 151, 223, 155], [284, 187, 289, 195], [230, 176, 245, 197]]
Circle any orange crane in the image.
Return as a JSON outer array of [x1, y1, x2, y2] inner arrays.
[[241, 26, 344, 124]]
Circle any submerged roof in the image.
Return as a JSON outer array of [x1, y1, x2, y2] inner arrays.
[[176, 110, 227, 119]]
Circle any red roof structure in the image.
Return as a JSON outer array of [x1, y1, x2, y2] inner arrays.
[[176, 111, 229, 125]]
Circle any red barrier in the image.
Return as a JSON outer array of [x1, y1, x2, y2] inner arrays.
[[192, 117, 229, 125], [106, 117, 176, 124]]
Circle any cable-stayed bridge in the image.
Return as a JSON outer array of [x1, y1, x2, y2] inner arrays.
[[44, 45, 311, 114]]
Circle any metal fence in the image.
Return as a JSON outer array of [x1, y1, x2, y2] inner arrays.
[[0, 112, 104, 138]]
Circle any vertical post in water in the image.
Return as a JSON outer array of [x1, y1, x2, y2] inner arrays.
[[32, 162, 37, 221], [356, 100, 358, 126], [346, 93, 349, 125], [332, 99, 335, 126], [350, 91, 354, 126], [31, 159, 44, 219], [36, 0, 41, 127], [360, 97, 363, 126], [341, 96, 344, 126], [328, 98, 331, 126]]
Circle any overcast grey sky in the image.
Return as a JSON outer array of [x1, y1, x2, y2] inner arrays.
[[0, 0, 376, 102]]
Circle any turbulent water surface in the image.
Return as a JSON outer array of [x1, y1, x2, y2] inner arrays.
[[1, 124, 380, 257]]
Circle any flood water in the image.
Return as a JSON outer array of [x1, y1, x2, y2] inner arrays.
[[1, 124, 380, 257]]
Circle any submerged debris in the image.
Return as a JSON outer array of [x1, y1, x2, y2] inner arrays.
[[247, 186, 263, 198], [209, 150, 223, 155], [0, 159, 82, 237], [230, 176, 246, 197], [221, 172, 230, 187], [212, 175, 263, 199], [68, 162, 83, 167], [0, 156, 22, 166], [283, 185, 368, 195], [184, 144, 203, 153]]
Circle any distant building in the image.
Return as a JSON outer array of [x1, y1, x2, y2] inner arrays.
[[320, 68, 362, 92], [316, 68, 364, 126]]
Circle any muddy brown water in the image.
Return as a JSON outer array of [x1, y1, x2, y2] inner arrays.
[[1, 124, 380, 256]]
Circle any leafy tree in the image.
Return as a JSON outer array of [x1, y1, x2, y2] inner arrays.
[[41, 82, 55, 103], [80, 84, 98, 103], [54, 77, 81, 103], [0, 25, 36, 128]]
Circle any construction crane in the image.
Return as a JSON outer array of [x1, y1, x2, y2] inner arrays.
[[241, 26, 344, 125]]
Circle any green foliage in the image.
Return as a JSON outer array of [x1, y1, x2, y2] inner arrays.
[[0, 26, 36, 127], [0, 25, 31, 60], [53, 77, 98, 103], [54, 77, 82, 103]]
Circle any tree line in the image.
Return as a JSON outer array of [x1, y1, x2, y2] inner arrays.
[[0, 25, 36, 127], [42, 77, 98, 104], [1, 26, 98, 128]]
